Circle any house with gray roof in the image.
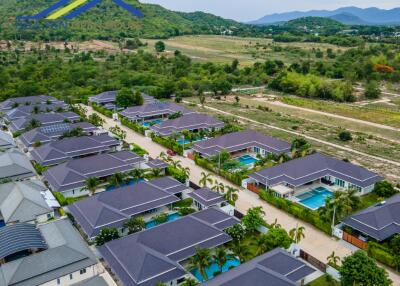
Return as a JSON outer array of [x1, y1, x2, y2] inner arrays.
[[17, 122, 98, 150], [120, 102, 195, 123], [43, 151, 145, 197], [0, 149, 36, 181], [0, 131, 15, 150], [30, 134, 121, 166], [0, 218, 101, 286], [150, 113, 225, 137], [72, 276, 108, 286], [89, 91, 156, 110], [98, 208, 239, 286], [188, 187, 227, 211], [69, 177, 190, 239], [342, 195, 400, 242], [245, 153, 383, 199], [0, 96, 62, 112], [9, 112, 81, 133], [202, 248, 315, 286], [0, 180, 58, 226], [3, 103, 68, 123], [192, 129, 291, 159]]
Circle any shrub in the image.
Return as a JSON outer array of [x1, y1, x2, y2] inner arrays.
[[131, 143, 148, 157], [151, 134, 183, 155], [373, 181, 397, 198], [166, 166, 186, 183], [173, 198, 193, 208], [368, 242, 396, 269], [92, 103, 112, 118], [120, 117, 146, 135], [33, 163, 49, 175], [178, 207, 196, 216], [338, 130, 352, 141]]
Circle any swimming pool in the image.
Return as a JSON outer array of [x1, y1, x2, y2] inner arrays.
[[237, 155, 258, 166], [105, 179, 145, 192], [191, 257, 240, 282], [176, 137, 205, 145], [296, 186, 333, 210], [145, 212, 181, 229], [142, 119, 162, 127]]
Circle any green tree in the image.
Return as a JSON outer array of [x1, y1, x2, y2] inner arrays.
[[199, 94, 206, 107], [224, 186, 239, 206], [107, 172, 126, 188], [88, 113, 104, 127], [212, 180, 225, 194], [26, 118, 41, 130], [152, 213, 168, 225], [364, 81, 381, 99], [241, 207, 265, 232], [199, 172, 213, 188], [230, 241, 251, 263], [83, 177, 101, 196], [95, 228, 120, 246], [188, 248, 212, 281], [123, 216, 145, 234], [256, 228, 292, 255], [226, 224, 247, 241], [128, 169, 146, 181], [289, 225, 306, 244], [148, 168, 163, 178], [340, 251, 391, 286], [116, 88, 143, 108], [213, 247, 228, 272], [155, 41, 166, 53], [319, 189, 360, 224], [373, 181, 397, 198], [181, 278, 198, 286], [327, 251, 340, 268]]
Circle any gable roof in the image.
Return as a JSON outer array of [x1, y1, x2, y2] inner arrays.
[[342, 195, 400, 241], [4, 103, 68, 122], [0, 96, 61, 111], [202, 248, 315, 286], [72, 276, 108, 286], [0, 180, 51, 224], [192, 130, 291, 158], [145, 159, 169, 170], [150, 113, 225, 137], [88, 91, 118, 104], [30, 134, 120, 166], [43, 151, 145, 193], [249, 153, 383, 188], [69, 177, 185, 238], [0, 131, 15, 150], [0, 219, 97, 286], [120, 102, 195, 121], [0, 149, 35, 180], [98, 208, 239, 286], [188, 187, 226, 207]]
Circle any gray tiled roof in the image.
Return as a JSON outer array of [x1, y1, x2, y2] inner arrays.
[[192, 130, 291, 158], [249, 153, 383, 188], [150, 113, 225, 137], [202, 248, 315, 286], [30, 134, 120, 166], [145, 159, 169, 169], [0, 96, 61, 111], [4, 103, 68, 122], [43, 151, 145, 193], [0, 131, 15, 149], [88, 91, 118, 104], [98, 208, 239, 286], [69, 177, 185, 238], [188, 187, 226, 207], [120, 102, 195, 121], [0, 180, 51, 224], [342, 195, 400, 241], [18, 122, 97, 148], [9, 112, 81, 133], [72, 276, 108, 286], [0, 219, 97, 286], [0, 149, 36, 180]]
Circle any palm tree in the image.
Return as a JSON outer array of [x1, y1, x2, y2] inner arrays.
[[212, 180, 225, 194], [181, 278, 198, 286], [83, 177, 100, 196], [255, 234, 270, 256], [188, 248, 212, 281], [170, 159, 182, 169], [230, 241, 251, 263], [181, 166, 190, 180], [32, 106, 40, 114], [128, 169, 146, 182], [107, 172, 126, 188], [123, 216, 145, 234], [289, 225, 306, 244], [158, 151, 167, 161], [224, 186, 239, 205], [213, 247, 228, 272], [270, 218, 282, 229], [148, 168, 162, 178], [26, 118, 41, 130], [199, 172, 213, 188], [327, 251, 340, 267]]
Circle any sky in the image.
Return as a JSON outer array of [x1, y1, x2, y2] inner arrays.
[[140, 0, 399, 22]]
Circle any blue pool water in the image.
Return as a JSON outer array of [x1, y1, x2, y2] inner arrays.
[[142, 119, 162, 127], [296, 187, 333, 210], [237, 155, 258, 166], [105, 179, 145, 192], [0, 220, 5, 228], [145, 213, 181, 229], [191, 258, 241, 282], [176, 137, 205, 145]]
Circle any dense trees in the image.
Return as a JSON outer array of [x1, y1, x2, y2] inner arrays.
[[116, 88, 144, 108]]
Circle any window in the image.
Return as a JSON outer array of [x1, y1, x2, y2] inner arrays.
[[57, 278, 61, 285], [335, 178, 345, 188], [80, 268, 87, 275], [69, 274, 73, 280]]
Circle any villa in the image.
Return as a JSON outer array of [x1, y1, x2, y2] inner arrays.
[[30, 134, 121, 166], [0, 131, 15, 150], [342, 194, 400, 242], [0, 149, 36, 181], [0, 219, 101, 286], [149, 113, 225, 137], [69, 177, 191, 239], [17, 122, 98, 150], [0, 180, 59, 226], [188, 187, 229, 212], [89, 91, 156, 110], [192, 130, 291, 163], [98, 208, 239, 286], [0, 95, 63, 112], [202, 248, 315, 286], [2, 102, 68, 123], [120, 102, 195, 125], [9, 112, 81, 133], [244, 153, 383, 209], [42, 151, 145, 197]]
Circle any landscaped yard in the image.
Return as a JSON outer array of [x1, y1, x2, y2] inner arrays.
[[307, 275, 340, 286]]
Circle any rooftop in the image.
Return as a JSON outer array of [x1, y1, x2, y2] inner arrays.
[[43, 151, 145, 193], [0, 131, 15, 150], [342, 194, 400, 241], [0, 149, 36, 180], [120, 102, 195, 121], [188, 187, 226, 208], [192, 130, 291, 158], [30, 134, 120, 166], [150, 113, 225, 137], [145, 159, 169, 170], [3, 103, 68, 122], [202, 248, 315, 286], [69, 177, 186, 238], [88, 91, 118, 104], [249, 153, 383, 188], [98, 208, 239, 286], [0, 96, 61, 111]]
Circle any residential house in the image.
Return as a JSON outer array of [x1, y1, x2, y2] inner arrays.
[[98, 208, 239, 286], [0, 131, 15, 150], [0, 96, 63, 112], [89, 91, 156, 110], [0, 149, 36, 181], [30, 134, 121, 166], [69, 177, 191, 239], [3, 103, 68, 123], [188, 187, 228, 211], [42, 151, 145, 197]]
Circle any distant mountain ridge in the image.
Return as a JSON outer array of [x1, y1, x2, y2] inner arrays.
[[251, 6, 400, 25]]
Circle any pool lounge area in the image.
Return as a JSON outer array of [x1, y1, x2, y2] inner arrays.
[[190, 257, 241, 282], [295, 186, 334, 210]]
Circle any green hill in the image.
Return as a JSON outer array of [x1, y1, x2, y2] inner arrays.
[[0, 0, 246, 40]]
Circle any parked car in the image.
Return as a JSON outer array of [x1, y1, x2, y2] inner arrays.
[[167, 149, 176, 156]]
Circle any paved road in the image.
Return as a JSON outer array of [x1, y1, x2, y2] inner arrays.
[[85, 105, 400, 284]]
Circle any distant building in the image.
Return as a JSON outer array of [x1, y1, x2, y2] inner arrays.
[[3, 103, 68, 123], [0, 149, 36, 181], [0, 95, 63, 112], [89, 91, 156, 110], [0, 131, 15, 150]]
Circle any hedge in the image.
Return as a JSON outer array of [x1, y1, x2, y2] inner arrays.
[[166, 166, 187, 183], [259, 190, 332, 235], [151, 135, 183, 156], [368, 241, 397, 269], [120, 117, 146, 135], [92, 103, 113, 118], [131, 143, 148, 157]]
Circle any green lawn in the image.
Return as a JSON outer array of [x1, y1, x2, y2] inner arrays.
[[307, 275, 340, 286]]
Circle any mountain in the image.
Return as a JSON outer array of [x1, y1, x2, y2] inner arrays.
[[251, 6, 400, 25], [0, 0, 246, 40]]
